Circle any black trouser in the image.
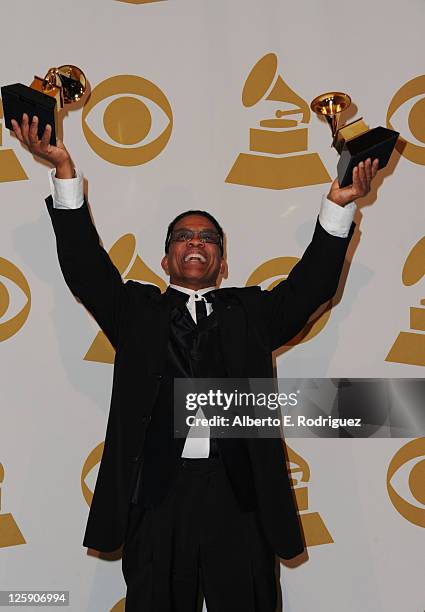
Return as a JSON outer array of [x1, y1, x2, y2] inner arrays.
[[122, 456, 277, 612]]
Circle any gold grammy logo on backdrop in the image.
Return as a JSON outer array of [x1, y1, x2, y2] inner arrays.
[[81, 442, 104, 507], [246, 256, 331, 347], [84, 235, 166, 364], [387, 438, 425, 528], [0, 101, 28, 183], [226, 53, 331, 190], [82, 75, 172, 166], [0, 257, 31, 342], [110, 598, 126, 612], [287, 446, 333, 546], [387, 75, 425, 165], [386, 236, 425, 366], [0, 463, 26, 548]]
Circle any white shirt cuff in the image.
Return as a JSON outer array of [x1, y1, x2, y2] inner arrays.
[[318, 194, 356, 238], [49, 168, 84, 210]]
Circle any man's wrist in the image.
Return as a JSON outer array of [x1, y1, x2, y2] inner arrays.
[[327, 192, 351, 207], [55, 161, 75, 179]]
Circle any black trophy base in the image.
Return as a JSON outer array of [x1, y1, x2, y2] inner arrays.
[[337, 126, 399, 188], [1, 83, 57, 145]]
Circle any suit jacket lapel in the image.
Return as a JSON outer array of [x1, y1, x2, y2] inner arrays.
[[143, 288, 173, 375], [213, 290, 247, 378]]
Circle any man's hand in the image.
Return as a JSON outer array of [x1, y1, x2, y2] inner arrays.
[[11, 114, 74, 179], [327, 158, 379, 207]]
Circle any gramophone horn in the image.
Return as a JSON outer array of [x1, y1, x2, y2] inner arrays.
[[310, 92, 351, 137], [42, 65, 87, 105]]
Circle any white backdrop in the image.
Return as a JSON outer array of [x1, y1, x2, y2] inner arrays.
[[1, 1, 424, 610]]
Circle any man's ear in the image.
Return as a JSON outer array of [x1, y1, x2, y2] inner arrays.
[[219, 258, 226, 276], [161, 255, 169, 275]]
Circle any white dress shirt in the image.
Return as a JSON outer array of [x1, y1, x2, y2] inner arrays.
[[49, 168, 356, 457], [169, 284, 215, 323]]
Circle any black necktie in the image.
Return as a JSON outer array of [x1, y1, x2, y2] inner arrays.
[[195, 298, 208, 323], [192, 296, 220, 458], [195, 296, 220, 457]]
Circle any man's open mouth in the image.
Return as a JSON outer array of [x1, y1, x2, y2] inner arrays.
[[184, 253, 207, 263]]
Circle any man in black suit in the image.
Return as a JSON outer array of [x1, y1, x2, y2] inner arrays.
[[12, 115, 378, 611]]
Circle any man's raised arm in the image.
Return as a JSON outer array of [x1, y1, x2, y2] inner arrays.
[[11, 115, 126, 348], [264, 159, 379, 351]]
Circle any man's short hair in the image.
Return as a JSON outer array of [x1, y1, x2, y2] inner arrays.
[[165, 210, 224, 255]]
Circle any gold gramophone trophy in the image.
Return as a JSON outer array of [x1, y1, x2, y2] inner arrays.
[[310, 92, 399, 187], [1, 65, 87, 145]]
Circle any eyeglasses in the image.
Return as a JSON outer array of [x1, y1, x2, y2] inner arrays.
[[169, 229, 221, 245]]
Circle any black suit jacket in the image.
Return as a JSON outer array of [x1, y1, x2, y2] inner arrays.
[[46, 196, 353, 559]]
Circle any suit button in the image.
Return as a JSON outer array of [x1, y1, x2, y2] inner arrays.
[[132, 455, 140, 463], [141, 415, 151, 423], [154, 373, 163, 380]]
